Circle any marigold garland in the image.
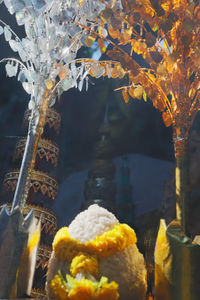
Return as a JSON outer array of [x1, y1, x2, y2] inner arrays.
[[70, 253, 98, 278], [67, 277, 95, 300], [95, 281, 119, 300], [53, 224, 137, 261], [51, 224, 135, 299], [50, 273, 119, 300], [50, 274, 69, 300]]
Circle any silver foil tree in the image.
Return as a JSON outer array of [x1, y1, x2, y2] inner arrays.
[[0, 0, 107, 209], [0, 0, 110, 297]]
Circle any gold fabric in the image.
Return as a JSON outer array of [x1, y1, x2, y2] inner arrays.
[[155, 219, 200, 300]]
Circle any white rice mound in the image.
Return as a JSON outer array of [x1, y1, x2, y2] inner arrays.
[[68, 204, 119, 243]]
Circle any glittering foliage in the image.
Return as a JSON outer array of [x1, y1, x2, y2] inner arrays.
[[84, 0, 200, 142], [2, 0, 200, 143], [83, 0, 200, 236], [0, 0, 109, 112]]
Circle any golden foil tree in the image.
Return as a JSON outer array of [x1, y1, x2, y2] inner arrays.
[[86, 0, 200, 237]]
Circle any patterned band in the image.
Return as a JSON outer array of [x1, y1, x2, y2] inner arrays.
[[36, 245, 52, 270], [3, 169, 58, 200], [13, 137, 59, 167], [24, 108, 61, 134]]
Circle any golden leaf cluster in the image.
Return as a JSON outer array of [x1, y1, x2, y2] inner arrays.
[[87, 60, 126, 80], [90, 0, 200, 137]]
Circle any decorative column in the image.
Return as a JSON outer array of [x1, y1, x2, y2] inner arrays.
[[1, 107, 61, 298]]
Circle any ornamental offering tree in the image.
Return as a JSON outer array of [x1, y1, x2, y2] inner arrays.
[[0, 0, 106, 208], [0, 0, 126, 297], [0, 0, 132, 210], [85, 0, 200, 237]]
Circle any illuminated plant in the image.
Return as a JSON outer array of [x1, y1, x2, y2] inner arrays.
[[84, 0, 200, 237]]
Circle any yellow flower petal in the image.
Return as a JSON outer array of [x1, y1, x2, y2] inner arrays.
[[95, 281, 119, 300], [51, 275, 69, 300], [68, 278, 95, 300], [70, 253, 98, 277], [51, 274, 119, 300], [53, 224, 137, 261]]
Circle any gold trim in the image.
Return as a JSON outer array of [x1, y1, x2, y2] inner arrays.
[[31, 288, 47, 299], [36, 245, 52, 270], [13, 137, 59, 167], [3, 170, 58, 200], [24, 108, 61, 134]]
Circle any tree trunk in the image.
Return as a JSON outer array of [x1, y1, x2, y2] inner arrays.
[[174, 136, 191, 237], [11, 93, 49, 212], [11, 113, 39, 212]]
